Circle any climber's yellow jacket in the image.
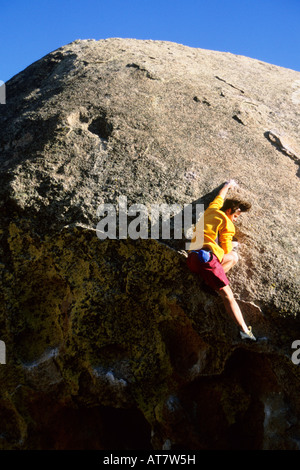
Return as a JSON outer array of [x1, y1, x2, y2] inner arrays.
[[188, 195, 235, 262]]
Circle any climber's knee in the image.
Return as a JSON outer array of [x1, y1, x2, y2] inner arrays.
[[231, 250, 239, 265], [221, 251, 239, 271]]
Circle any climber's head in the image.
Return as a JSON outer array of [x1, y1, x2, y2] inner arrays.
[[221, 198, 251, 222]]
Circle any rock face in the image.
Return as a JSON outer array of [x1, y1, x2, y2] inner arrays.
[[0, 38, 300, 450]]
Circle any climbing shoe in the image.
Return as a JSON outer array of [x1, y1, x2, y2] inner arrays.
[[240, 326, 256, 341]]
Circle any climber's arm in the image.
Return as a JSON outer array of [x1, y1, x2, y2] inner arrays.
[[219, 226, 235, 254], [218, 180, 238, 200]]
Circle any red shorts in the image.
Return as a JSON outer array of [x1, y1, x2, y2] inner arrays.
[[186, 251, 229, 291]]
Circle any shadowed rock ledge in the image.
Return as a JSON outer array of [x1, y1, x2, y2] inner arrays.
[[0, 38, 299, 450]]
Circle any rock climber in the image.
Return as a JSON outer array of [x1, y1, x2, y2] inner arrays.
[[186, 180, 256, 341]]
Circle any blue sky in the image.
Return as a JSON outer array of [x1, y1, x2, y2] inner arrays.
[[1, 0, 300, 83]]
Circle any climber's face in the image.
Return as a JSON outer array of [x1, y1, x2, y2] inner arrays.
[[226, 208, 241, 223]]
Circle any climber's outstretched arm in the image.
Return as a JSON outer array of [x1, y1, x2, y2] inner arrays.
[[218, 180, 238, 200]]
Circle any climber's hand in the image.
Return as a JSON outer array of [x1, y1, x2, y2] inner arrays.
[[226, 179, 239, 189]]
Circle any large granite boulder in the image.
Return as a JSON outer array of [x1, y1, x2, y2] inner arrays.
[[0, 38, 299, 450]]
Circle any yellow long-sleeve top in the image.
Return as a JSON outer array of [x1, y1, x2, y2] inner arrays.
[[188, 195, 235, 262]]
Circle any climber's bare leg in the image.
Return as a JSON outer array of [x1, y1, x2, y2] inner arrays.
[[221, 251, 238, 273], [219, 285, 248, 333]]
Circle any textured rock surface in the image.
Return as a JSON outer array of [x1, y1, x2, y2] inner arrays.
[[0, 38, 300, 450]]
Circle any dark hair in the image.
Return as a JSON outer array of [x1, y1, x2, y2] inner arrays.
[[221, 198, 251, 214]]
